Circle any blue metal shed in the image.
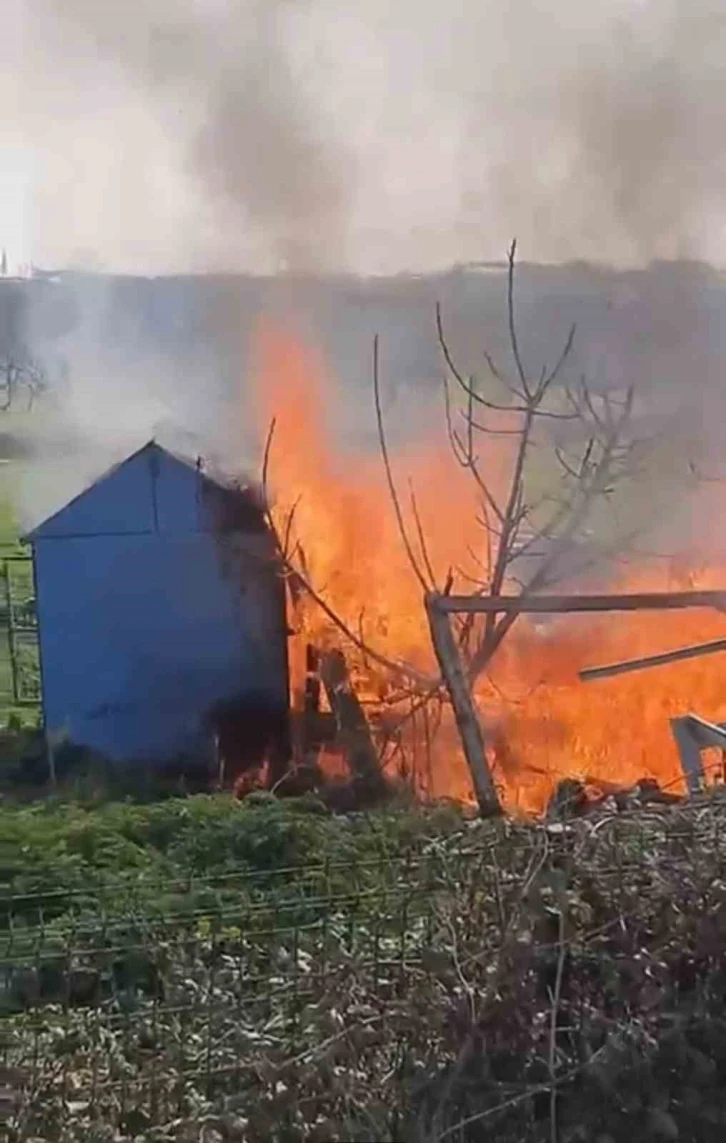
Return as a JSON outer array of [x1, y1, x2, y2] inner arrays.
[[26, 441, 290, 773]]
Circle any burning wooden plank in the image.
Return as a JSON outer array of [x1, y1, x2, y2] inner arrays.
[[579, 636, 726, 682], [431, 589, 726, 614], [319, 647, 387, 799], [425, 587, 726, 816]]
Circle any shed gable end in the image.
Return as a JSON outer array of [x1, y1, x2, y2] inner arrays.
[[27, 441, 266, 541], [29, 447, 156, 539], [28, 443, 208, 539]]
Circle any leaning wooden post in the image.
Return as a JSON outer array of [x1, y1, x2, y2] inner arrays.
[[425, 592, 501, 817], [320, 647, 388, 800]]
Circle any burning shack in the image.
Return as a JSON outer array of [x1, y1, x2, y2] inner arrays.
[[25, 441, 290, 777]]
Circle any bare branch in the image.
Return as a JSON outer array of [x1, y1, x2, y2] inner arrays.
[[482, 403, 536, 648], [261, 415, 276, 505], [365, 239, 649, 810], [409, 481, 439, 590], [261, 417, 439, 690], [443, 374, 505, 526], [288, 558, 437, 689], [443, 249, 641, 686], [0, 355, 47, 413], [281, 495, 302, 561], [506, 238, 531, 399], [542, 322, 577, 389], [437, 302, 528, 409], [373, 334, 433, 593]]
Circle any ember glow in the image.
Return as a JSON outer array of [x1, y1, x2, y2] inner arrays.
[[252, 319, 726, 814]]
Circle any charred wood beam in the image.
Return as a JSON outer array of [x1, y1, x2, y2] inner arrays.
[[304, 644, 321, 712], [580, 636, 726, 682], [429, 590, 726, 615], [319, 648, 387, 799]]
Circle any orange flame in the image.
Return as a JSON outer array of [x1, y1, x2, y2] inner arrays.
[[250, 318, 726, 814]]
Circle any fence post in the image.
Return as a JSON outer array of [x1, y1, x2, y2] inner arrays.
[[425, 593, 501, 817]]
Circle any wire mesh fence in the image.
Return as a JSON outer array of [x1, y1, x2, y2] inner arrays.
[[5, 800, 726, 1140], [0, 556, 39, 713], [2, 847, 451, 1140]]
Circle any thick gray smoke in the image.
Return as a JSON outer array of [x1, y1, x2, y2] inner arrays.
[[4, 0, 726, 568], [3, 0, 726, 273], [451, 1, 726, 268], [7, 0, 351, 273]]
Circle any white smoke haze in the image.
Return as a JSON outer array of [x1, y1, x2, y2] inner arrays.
[[10, 299, 239, 533], [1, 0, 725, 273]]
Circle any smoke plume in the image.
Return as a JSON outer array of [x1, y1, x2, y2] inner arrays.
[[7, 0, 351, 273], [2, 0, 725, 273], [4, 0, 726, 564]]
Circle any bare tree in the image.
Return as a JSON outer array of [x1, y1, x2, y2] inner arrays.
[[256, 243, 646, 815], [0, 355, 48, 412], [375, 241, 645, 814]]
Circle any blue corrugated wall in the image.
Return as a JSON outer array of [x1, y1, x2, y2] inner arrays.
[[30, 445, 288, 763]]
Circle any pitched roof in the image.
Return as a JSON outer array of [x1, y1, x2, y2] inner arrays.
[[25, 439, 266, 541]]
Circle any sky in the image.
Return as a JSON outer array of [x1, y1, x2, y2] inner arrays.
[[1, 0, 726, 276]]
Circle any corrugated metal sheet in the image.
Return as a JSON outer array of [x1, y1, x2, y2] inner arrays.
[[30, 442, 288, 763]]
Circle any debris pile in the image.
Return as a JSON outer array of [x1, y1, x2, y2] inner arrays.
[[546, 774, 684, 819]]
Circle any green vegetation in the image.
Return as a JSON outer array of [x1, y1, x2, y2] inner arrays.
[[1, 791, 464, 914], [0, 478, 40, 727], [5, 792, 726, 1141]]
